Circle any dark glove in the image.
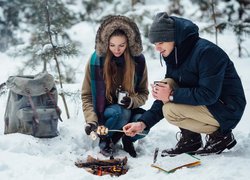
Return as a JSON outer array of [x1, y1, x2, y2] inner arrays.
[[120, 96, 132, 108], [85, 123, 97, 135]]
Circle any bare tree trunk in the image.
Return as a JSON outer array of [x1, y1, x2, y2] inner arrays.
[[211, 0, 218, 45], [44, 0, 70, 119]]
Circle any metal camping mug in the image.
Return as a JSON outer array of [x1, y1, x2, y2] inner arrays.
[[118, 91, 129, 105]]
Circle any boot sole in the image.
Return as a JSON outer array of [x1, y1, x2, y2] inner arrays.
[[193, 139, 237, 156], [161, 144, 202, 157], [226, 139, 237, 150], [218, 139, 237, 154], [162, 150, 200, 157]]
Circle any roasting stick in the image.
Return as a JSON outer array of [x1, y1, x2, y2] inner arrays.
[[89, 128, 146, 140], [108, 129, 147, 136]]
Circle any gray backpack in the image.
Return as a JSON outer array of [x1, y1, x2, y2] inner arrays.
[[4, 72, 62, 138]]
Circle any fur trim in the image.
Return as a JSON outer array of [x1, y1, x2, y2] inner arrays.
[[95, 15, 143, 57]]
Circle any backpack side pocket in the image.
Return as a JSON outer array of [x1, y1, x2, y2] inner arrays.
[[16, 107, 58, 138]]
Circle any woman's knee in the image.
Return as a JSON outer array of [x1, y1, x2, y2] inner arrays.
[[104, 104, 131, 124], [104, 104, 122, 119]]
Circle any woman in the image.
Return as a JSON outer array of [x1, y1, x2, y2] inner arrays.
[[81, 15, 149, 157]]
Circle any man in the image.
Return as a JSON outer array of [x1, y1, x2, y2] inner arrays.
[[123, 12, 246, 156]]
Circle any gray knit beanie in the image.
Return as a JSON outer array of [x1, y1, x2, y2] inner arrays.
[[148, 12, 175, 43]]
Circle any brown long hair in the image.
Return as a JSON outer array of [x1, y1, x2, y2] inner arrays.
[[103, 30, 136, 103]]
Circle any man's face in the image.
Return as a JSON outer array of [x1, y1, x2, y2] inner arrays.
[[154, 42, 175, 57]]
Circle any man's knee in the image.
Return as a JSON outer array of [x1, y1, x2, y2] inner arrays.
[[162, 103, 180, 124]]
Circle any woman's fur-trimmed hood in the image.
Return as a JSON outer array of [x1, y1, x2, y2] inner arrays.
[[95, 15, 143, 57]]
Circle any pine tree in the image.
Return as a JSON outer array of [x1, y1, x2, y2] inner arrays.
[[191, 0, 250, 57], [1, 0, 82, 118], [17, 0, 79, 82], [0, 0, 80, 80]]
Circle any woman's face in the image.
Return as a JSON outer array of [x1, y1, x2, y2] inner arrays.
[[109, 35, 127, 57]]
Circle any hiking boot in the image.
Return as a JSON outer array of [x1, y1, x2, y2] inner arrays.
[[111, 132, 124, 145], [161, 128, 202, 157], [99, 137, 114, 157], [122, 136, 137, 158], [192, 130, 237, 155]]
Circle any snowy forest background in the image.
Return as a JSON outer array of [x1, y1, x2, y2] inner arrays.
[[1, 0, 250, 80], [0, 0, 250, 180]]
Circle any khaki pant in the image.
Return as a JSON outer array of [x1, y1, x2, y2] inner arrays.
[[161, 78, 220, 134]]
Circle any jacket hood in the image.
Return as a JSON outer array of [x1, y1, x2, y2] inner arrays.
[[171, 16, 199, 47], [164, 16, 199, 66], [95, 15, 143, 57]]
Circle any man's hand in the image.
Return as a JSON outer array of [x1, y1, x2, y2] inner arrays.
[[151, 82, 172, 103], [123, 122, 146, 137], [85, 123, 97, 135]]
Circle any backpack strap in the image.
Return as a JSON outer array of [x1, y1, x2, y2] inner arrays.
[[26, 90, 39, 136], [27, 90, 39, 124], [45, 88, 63, 122], [26, 89, 39, 136]]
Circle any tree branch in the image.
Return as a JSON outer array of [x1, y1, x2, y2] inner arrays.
[[44, 0, 70, 119]]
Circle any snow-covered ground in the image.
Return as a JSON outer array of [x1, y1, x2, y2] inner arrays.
[[1, 1, 250, 180]]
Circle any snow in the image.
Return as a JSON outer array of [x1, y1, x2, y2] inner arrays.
[[1, 2, 250, 180]]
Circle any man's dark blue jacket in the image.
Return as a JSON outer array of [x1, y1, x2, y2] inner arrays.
[[140, 16, 246, 134]]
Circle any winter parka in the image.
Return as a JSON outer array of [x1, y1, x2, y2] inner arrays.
[[81, 54, 148, 125], [140, 16, 246, 134], [81, 15, 149, 126]]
